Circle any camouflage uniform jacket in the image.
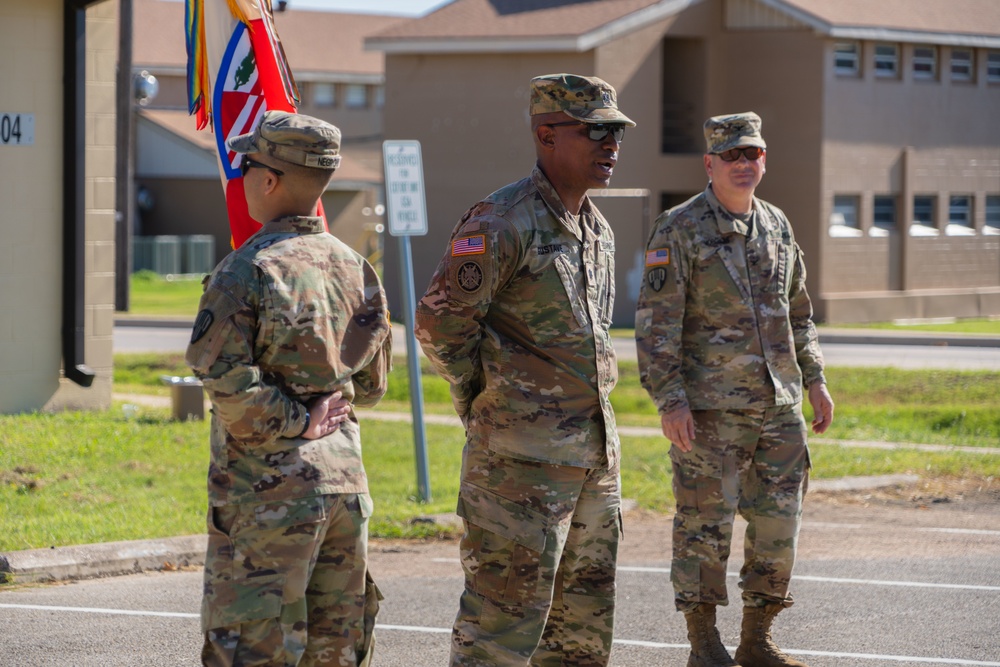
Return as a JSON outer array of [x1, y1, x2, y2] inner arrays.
[[416, 166, 619, 469], [636, 186, 825, 414], [186, 216, 391, 506]]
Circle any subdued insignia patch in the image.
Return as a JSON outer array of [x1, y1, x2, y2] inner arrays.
[[191, 309, 214, 343], [457, 261, 484, 293], [647, 267, 667, 292]]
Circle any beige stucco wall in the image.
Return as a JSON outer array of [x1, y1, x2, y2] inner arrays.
[[0, 0, 116, 413]]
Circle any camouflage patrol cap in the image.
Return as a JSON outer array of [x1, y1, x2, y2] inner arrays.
[[227, 110, 342, 170], [529, 73, 636, 127], [703, 111, 766, 154]]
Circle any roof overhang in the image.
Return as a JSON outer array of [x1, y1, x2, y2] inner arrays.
[[367, 0, 700, 54], [757, 0, 1000, 48]]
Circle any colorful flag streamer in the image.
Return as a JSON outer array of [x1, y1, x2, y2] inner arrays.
[[186, 0, 320, 249]]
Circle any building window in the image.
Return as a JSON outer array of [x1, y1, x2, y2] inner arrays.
[[951, 49, 975, 82], [312, 82, 336, 108], [875, 43, 899, 78], [345, 84, 368, 109], [375, 85, 385, 109], [834, 42, 860, 76], [989, 52, 1000, 83], [984, 195, 1000, 235], [946, 195, 975, 236], [830, 195, 862, 237], [911, 195, 939, 236], [871, 195, 896, 237], [912, 46, 937, 80]]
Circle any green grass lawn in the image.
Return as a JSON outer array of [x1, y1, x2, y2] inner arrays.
[[819, 317, 1000, 335], [127, 270, 204, 318], [2, 353, 998, 552]]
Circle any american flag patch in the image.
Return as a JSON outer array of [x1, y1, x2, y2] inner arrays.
[[645, 248, 670, 266], [452, 235, 486, 256]]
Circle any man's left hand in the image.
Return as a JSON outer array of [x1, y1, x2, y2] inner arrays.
[[808, 383, 834, 434]]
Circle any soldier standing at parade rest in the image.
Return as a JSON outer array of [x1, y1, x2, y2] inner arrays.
[[635, 112, 835, 667], [415, 73, 635, 666], [186, 111, 391, 667]]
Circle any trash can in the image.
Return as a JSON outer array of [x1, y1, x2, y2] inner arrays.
[[160, 375, 206, 421]]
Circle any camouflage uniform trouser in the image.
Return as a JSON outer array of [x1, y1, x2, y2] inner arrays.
[[201, 493, 381, 667], [670, 405, 809, 612], [450, 438, 621, 667]]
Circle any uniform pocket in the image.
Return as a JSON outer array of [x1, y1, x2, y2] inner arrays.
[[201, 572, 285, 631], [553, 254, 590, 332], [456, 483, 548, 605]]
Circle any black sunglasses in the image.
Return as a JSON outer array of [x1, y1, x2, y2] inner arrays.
[[545, 121, 626, 143], [240, 156, 285, 178], [716, 146, 765, 162]]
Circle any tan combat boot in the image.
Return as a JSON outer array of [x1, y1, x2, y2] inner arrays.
[[735, 604, 808, 667], [683, 604, 741, 667]]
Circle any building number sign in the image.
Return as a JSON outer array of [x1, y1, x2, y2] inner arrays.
[[0, 113, 35, 145]]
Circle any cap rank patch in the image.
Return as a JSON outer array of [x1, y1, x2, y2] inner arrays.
[[452, 235, 486, 257], [645, 248, 670, 266]]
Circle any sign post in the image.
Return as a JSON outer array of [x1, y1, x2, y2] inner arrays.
[[382, 140, 431, 503]]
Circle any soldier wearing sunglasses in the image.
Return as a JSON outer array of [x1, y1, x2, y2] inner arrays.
[[416, 73, 634, 666], [636, 112, 834, 667]]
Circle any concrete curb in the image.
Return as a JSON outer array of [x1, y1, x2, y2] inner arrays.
[[1, 535, 207, 585]]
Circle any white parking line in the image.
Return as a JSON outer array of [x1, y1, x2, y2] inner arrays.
[[808, 521, 1000, 537], [2, 605, 997, 666], [430, 559, 1000, 591]]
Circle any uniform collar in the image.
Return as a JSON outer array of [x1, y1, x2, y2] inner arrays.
[[705, 185, 757, 238], [261, 215, 327, 236], [531, 164, 594, 242]]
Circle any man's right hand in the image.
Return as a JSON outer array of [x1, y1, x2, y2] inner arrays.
[[661, 406, 695, 452], [302, 391, 352, 440]]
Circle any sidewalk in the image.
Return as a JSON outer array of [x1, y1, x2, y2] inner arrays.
[[114, 314, 1000, 351]]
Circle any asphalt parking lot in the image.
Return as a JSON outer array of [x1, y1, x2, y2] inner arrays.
[[2, 489, 999, 666]]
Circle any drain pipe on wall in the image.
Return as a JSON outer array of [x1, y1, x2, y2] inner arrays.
[[62, 0, 95, 388]]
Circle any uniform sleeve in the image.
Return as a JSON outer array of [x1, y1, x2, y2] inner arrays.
[[351, 260, 393, 408], [788, 243, 826, 388], [415, 212, 520, 418], [186, 266, 307, 446], [635, 212, 690, 414]]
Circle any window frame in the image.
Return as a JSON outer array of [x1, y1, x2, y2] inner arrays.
[[950, 48, 975, 82], [988, 51, 1000, 83], [311, 82, 336, 108], [830, 195, 863, 237], [834, 41, 861, 76], [871, 195, 897, 237], [911, 195, 939, 236], [874, 43, 900, 78], [946, 194, 975, 236], [912, 45, 938, 81], [344, 83, 368, 110], [984, 195, 1000, 235]]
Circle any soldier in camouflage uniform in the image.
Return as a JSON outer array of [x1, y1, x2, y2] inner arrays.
[[635, 112, 835, 667], [186, 111, 391, 667], [415, 73, 635, 666]]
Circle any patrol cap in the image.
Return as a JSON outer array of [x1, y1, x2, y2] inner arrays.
[[703, 111, 766, 154], [227, 110, 342, 170], [529, 73, 636, 127]]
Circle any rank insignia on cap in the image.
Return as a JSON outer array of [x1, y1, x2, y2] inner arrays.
[[645, 248, 670, 266], [452, 235, 486, 257]]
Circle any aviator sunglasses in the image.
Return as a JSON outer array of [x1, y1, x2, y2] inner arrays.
[[240, 156, 285, 178], [545, 121, 626, 143], [717, 146, 765, 162]]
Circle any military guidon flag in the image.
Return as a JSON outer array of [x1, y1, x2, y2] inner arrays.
[[186, 0, 326, 249]]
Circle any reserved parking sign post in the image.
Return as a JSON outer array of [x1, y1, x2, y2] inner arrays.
[[383, 140, 431, 503]]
